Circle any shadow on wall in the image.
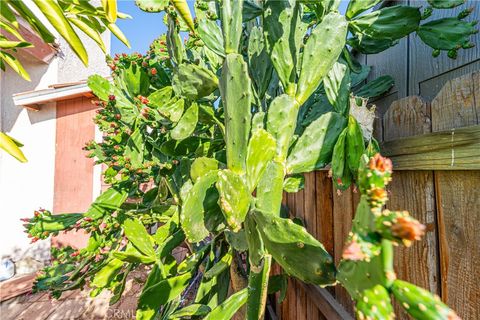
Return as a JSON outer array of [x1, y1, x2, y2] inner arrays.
[[3, 241, 50, 277], [0, 56, 56, 132]]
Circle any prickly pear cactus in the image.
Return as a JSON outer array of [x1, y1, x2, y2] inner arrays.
[[23, 1, 475, 319]]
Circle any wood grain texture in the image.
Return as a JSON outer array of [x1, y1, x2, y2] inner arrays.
[[431, 72, 479, 132], [315, 171, 334, 256], [383, 96, 431, 141], [435, 171, 480, 319], [332, 187, 355, 316], [431, 71, 480, 319], [52, 97, 97, 249]]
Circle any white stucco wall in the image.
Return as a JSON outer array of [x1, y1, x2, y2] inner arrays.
[[0, 1, 110, 275]]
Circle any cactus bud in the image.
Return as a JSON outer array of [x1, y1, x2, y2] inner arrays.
[[375, 210, 425, 246]]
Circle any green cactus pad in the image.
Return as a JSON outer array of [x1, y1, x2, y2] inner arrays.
[[219, 53, 252, 175], [190, 157, 220, 182], [286, 112, 347, 174], [349, 5, 421, 41], [324, 61, 351, 115], [392, 279, 460, 320], [135, 0, 168, 12], [346, 0, 383, 20], [246, 129, 276, 192], [266, 94, 298, 159], [216, 169, 250, 231], [221, 0, 243, 54], [427, 0, 465, 9], [355, 285, 395, 320], [181, 170, 218, 243], [418, 17, 477, 51], [346, 115, 365, 177], [197, 18, 225, 57], [296, 12, 348, 105], [172, 63, 219, 100], [354, 75, 394, 99], [245, 213, 265, 267], [256, 160, 285, 215], [171, 102, 199, 141], [247, 254, 272, 320], [248, 26, 273, 100], [263, 0, 306, 93], [253, 209, 336, 285]]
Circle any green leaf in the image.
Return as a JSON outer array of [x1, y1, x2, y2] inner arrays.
[[124, 128, 144, 168], [247, 26, 273, 99], [346, 115, 365, 177], [324, 61, 351, 115], [203, 288, 248, 320], [169, 304, 211, 319], [123, 218, 156, 259], [32, 0, 89, 65], [0, 132, 27, 162], [87, 75, 111, 101], [181, 170, 218, 243], [171, 102, 198, 141], [172, 63, 218, 100], [256, 161, 284, 215], [190, 157, 220, 182], [349, 5, 421, 41], [283, 174, 305, 193], [69, 17, 106, 53], [216, 170, 250, 232], [286, 112, 347, 174], [113, 244, 156, 264], [198, 18, 225, 57], [346, 0, 382, 20], [354, 75, 394, 99], [0, 51, 30, 81], [85, 186, 128, 219], [246, 129, 276, 192], [7, 0, 55, 43], [91, 258, 124, 288], [296, 12, 348, 105], [253, 209, 336, 285], [246, 254, 272, 320], [204, 251, 232, 279], [137, 272, 193, 320], [418, 17, 477, 51]]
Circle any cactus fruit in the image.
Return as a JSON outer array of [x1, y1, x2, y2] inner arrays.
[[375, 210, 426, 247], [355, 285, 395, 320], [219, 53, 252, 175], [392, 280, 461, 320], [286, 112, 347, 174], [296, 12, 348, 105], [253, 209, 336, 285]]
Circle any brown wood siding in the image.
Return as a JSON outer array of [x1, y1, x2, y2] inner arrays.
[[52, 97, 97, 249]]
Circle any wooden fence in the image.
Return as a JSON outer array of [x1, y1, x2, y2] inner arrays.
[[273, 1, 480, 318]]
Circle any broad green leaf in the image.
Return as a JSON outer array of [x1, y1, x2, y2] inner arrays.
[[171, 102, 198, 141], [198, 18, 225, 57], [123, 218, 156, 259], [106, 21, 131, 48], [85, 186, 128, 219], [91, 258, 123, 288], [32, 0, 88, 65], [287, 112, 347, 174], [124, 128, 144, 168], [204, 288, 248, 320], [190, 157, 220, 182], [137, 272, 193, 320], [246, 129, 276, 192], [204, 251, 232, 279], [346, 0, 382, 20], [216, 170, 250, 232], [283, 174, 305, 193], [296, 12, 348, 105], [0, 51, 30, 81], [181, 171, 218, 242], [354, 75, 394, 98], [69, 17, 106, 52], [7, 0, 55, 43], [169, 304, 211, 319], [0, 132, 27, 162]]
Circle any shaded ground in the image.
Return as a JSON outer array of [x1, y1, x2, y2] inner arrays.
[[0, 270, 146, 320]]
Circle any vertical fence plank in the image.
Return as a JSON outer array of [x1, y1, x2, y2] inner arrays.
[[383, 95, 439, 319], [294, 189, 307, 320], [431, 74, 480, 320], [332, 187, 355, 315]]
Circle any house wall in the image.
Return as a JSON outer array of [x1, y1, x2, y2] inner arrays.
[[0, 1, 110, 276]]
